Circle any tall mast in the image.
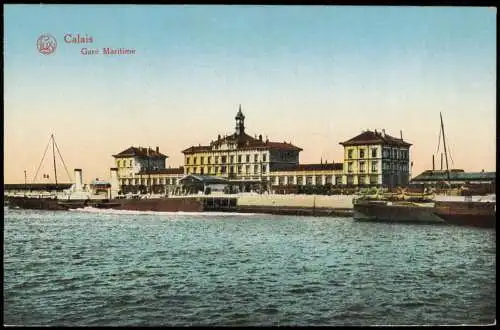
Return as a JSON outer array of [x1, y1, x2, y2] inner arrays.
[[439, 112, 450, 183], [148, 147, 151, 194], [51, 134, 58, 184]]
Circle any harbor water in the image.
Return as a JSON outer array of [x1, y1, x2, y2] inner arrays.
[[3, 207, 496, 326]]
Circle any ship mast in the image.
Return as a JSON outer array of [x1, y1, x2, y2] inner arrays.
[[439, 112, 450, 184], [32, 134, 72, 185], [148, 147, 151, 194], [51, 134, 58, 184]]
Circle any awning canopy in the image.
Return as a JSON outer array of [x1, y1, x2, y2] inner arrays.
[[179, 175, 229, 185]]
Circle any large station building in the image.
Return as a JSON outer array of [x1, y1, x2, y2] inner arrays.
[[181, 106, 305, 192], [112, 106, 414, 194]]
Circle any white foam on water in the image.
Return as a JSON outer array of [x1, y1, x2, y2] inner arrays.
[[69, 206, 260, 217]]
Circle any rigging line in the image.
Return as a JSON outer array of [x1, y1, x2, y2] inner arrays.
[[435, 123, 442, 156], [448, 144, 455, 167], [53, 137, 73, 182], [32, 136, 52, 183]]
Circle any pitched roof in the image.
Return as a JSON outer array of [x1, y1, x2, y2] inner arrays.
[[411, 170, 496, 182], [182, 132, 302, 153], [113, 147, 167, 158], [339, 130, 412, 147], [139, 167, 184, 175], [275, 163, 343, 172]]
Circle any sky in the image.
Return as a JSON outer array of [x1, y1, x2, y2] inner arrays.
[[3, 5, 497, 184]]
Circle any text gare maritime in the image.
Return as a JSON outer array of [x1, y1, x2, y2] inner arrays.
[[80, 47, 136, 55], [64, 34, 136, 55]]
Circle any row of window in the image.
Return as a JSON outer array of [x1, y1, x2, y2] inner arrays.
[[382, 162, 409, 172], [120, 175, 386, 187], [117, 159, 162, 169], [118, 159, 134, 167], [186, 164, 268, 175], [186, 153, 267, 165], [347, 161, 379, 173], [346, 175, 380, 185], [347, 148, 378, 159], [273, 175, 342, 185], [346, 147, 409, 160], [347, 161, 409, 173], [382, 148, 409, 160], [121, 177, 179, 186]]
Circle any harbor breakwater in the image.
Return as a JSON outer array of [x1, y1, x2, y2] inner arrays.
[[209, 193, 355, 217]]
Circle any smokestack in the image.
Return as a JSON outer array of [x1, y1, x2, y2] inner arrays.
[[74, 168, 83, 191], [110, 168, 119, 199], [432, 154, 435, 171]]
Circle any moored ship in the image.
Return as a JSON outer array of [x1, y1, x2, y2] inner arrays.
[[433, 196, 496, 228], [353, 195, 496, 228], [4, 134, 225, 213], [353, 199, 445, 224]]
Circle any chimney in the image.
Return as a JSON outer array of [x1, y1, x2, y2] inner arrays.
[[218, 134, 221, 140], [110, 168, 119, 198], [400, 130, 403, 140], [259, 134, 262, 141], [382, 129, 386, 137], [156, 146, 159, 153], [74, 168, 83, 191]]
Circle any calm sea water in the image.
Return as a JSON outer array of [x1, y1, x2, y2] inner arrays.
[[3, 207, 496, 326]]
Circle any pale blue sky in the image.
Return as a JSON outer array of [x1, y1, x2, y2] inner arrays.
[[4, 5, 496, 183]]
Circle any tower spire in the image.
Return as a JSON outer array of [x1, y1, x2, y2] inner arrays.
[[235, 104, 245, 135]]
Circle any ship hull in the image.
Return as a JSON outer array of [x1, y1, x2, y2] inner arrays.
[[105, 198, 204, 212], [6, 196, 88, 210], [353, 201, 446, 224], [434, 201, 496, 229], [6, 196, 205, 212]]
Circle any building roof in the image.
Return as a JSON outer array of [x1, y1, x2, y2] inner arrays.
[[182, 132, 302, 154], [113, 146, 167, 158], [138, 167, 184, 175], [339, 130, 412, 147], [275, 163, 343, 172], [179, 174, 229, 185], [411, 170, 496, 182]]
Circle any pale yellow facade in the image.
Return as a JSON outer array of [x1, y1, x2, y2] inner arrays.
[[269, 168, 344, 186], [341, 130, 411, 187]]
